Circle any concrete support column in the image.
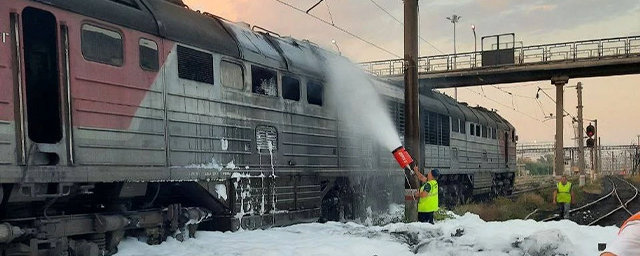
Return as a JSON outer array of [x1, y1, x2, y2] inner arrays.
[[552, 76, 569, 177]]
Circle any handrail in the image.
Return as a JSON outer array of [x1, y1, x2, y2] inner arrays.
[[359, 35, 640, 77]]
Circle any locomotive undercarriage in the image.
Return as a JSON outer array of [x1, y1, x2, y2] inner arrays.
[[0, 182, 219, 256], [0, 171, 403, 256], [437, 172, 515, 207]]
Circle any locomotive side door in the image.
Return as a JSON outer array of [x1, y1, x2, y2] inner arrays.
[[504, 131, 509, 167], [15, 7, 70, 166]]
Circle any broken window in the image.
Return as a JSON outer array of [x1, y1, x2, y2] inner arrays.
[[307, 81, 324, 106], [282, 75, 300, 101], [251, 65, 278, 97]]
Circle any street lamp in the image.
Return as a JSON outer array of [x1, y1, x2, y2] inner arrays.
[[446, 14, 461, 100], [471, 24, 477, 52], [446, 14, 461, 61], [471, 24, 477, 68], [331, 39, 341, 56]]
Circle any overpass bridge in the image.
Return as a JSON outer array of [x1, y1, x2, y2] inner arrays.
[[517, 143, 638, 154], [359, 35, 640, 88]]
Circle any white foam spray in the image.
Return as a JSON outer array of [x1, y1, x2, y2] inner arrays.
[[324, 55, 402, 151]]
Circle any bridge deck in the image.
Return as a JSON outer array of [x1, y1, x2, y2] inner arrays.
[[360, 36, 640, 88]]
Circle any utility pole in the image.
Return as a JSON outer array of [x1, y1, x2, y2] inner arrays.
[[403, 0, 420, 223], [611, 151, 615, 174], [576, 82, 585, 186], [552, 76, 569, 176], [598, 136, 602, 174]]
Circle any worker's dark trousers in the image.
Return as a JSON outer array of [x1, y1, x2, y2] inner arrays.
[[418, 212, 434, 224], [558, 203, 571, 219]]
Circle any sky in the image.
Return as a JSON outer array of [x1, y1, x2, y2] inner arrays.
[[183, 0, 640, 146]]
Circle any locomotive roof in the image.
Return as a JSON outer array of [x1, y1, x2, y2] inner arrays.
[[220, 20, 286, 69], [472, 106, 494, 127], [419, 91, 449, 116], [431, 92, 465, 120], [475, 107, 510, 130], [33, 0, 241, 57], [265, 36, 326, 79], [457, 102, 480, 124], [143, 0, 240, 57]]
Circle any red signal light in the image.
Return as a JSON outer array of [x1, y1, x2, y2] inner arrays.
[[586, 124, 595, 138]]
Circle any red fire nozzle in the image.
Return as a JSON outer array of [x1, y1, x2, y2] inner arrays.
[[392, 146, 415, 175]]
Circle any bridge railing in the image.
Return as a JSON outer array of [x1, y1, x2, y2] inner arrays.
[[359, 36, 640, 77]]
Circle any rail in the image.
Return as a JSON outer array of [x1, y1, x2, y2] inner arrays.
[[537, 176, 639, 224], [359, 35, 640, 77], [586, 177, 637, 225], [538, 178, 615, 222]]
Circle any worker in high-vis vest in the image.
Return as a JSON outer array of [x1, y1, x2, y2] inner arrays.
[[552, 175, 574, 219], [413, 166, 439, 224], [600, 211, 640, 256]]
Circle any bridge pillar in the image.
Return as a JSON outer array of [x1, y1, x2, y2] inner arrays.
[[552, 76, 569, 177]]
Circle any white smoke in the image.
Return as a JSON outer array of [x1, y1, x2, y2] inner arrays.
[[323, 55, 402, 152]]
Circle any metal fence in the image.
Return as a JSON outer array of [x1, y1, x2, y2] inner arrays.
[[359, 36, 640, 77]]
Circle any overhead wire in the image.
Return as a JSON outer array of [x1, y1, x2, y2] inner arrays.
[[465, 88, 550, 126], [323, 0, 335, 25], [535, 98, 548, 117], [271, 0, 401, 58], [535, 87, 577, 120], [492, 85, 537, 99], [367, 0, 445, 54]]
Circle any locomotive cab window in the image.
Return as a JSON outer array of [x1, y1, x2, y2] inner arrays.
[[282, 76, 300, 101], [307, 81, 324, 106], [252, 65, 278, 97], [81, 24, 123, 66], [476, 125, 481, 137], [177, 45, 214, 84], [470, 123, 475, 136], [221, 61, 244, 90], [139, 38, 158, 71]]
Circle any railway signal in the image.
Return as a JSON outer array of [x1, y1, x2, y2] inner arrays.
[[586, 123, 596, 147]]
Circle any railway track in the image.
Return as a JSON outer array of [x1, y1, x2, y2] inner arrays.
[[539, 176, 639, 226], [509, 175, 555, 197]]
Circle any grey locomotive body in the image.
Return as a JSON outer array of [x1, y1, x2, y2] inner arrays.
[[0, 0, 514, 255]]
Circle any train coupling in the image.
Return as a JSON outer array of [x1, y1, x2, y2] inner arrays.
[[0, 223, 25, 244]]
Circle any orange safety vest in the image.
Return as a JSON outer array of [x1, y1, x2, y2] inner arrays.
[[619, 211, 640, 234]]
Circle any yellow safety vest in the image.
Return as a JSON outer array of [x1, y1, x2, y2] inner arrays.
[[556, 182, 572, 203], [418, 180, 438, 213]]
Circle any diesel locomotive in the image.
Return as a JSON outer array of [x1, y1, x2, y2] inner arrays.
[[0, 0, 516, 255]]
